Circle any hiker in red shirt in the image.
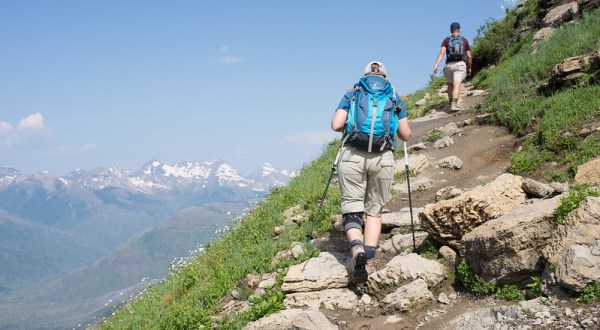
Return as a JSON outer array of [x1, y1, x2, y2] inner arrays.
[[434, 22, 472, 111]]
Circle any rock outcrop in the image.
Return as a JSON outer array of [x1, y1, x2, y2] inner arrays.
[[419, 173, 526, 249], [543, 196, 600, 291]]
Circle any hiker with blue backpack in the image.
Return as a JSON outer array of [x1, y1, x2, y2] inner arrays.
[[434, 22, 472, 111], [331, 61, 412, 283]]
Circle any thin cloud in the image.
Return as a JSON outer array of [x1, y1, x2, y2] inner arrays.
[[210, 46, 245, 64], [212, 56, 245, 64], [284, 131, 340, 145], [83, 143, 97, 151], [18, 113, 45, 130], [0, 122, 12, 133]]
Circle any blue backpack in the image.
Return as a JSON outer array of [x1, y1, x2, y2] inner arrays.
[[344, 75, 400, 152], [446, 35, 465, 62]]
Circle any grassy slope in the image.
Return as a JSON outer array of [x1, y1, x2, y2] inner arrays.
[[100, 3, 600, 329]]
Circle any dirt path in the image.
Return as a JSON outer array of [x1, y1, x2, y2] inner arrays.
[[388, 92, 514, 211], [316, 87, 522, 329]]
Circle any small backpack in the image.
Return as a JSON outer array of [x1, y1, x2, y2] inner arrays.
[[344, 75, 400, 152], [446, 35, 465, 62]]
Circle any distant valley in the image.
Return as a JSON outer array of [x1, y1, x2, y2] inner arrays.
[[0, 160, 294, 329]]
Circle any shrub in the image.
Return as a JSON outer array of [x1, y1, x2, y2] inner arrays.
[[555, 184, 600, 225], [456, 260, 495, 296], [423, 129, 444, 143], [495, 284, 526, 301], [580, 282, 600, 303]]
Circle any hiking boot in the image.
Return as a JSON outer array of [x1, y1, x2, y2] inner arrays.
[[450, 99, 459, 112], [351, 245, 368, 284]]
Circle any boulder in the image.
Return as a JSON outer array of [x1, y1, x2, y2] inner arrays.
[[542, 197, 600, 291], [461, 196, 561, 284], [539, 49, 600, 93], [381, 278, 434, 312], [281, 252, 349, 293], [243, 308, 337, 330], [380, 232, 429, 255], [394, 154, 430, 175], [575, 157, 600, 187], [522, 178, 556, 198], [381, 208, 424, 230], [420, 174, 527, 249], [542, 1, 579, 27], [284, 288, 357, 310], [365, 253, 446, 295]]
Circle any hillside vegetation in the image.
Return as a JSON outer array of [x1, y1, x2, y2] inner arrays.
[[99, 2, 600, 329]]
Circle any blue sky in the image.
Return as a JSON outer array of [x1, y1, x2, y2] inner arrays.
[[0, 0, 517, 176]]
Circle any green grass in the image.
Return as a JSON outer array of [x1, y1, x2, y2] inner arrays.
[[509, 140, 552, 174], [456, 259, 495, 296], [403, 76, 448, 118], [456, 260, 528, 301], [579, 282, 600, 303], [423, 128, 444, 143], [100, 142, 342, 329], [555, 184, 600, 225], [478, 7, 600, 178]]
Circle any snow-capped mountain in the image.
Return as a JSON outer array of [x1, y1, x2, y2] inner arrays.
[[248, 162, 298, 191], [0, 161, 295, 330], [0, 161, 294, 226], [26, 160, 293, 194]]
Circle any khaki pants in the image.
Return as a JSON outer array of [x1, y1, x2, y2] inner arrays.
[[338, 146, 395, 217], [443, 61, 467, 83]]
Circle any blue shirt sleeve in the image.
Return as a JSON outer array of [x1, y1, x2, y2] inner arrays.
[[395, 94, 408, 119], [336, 91, 354, 112]]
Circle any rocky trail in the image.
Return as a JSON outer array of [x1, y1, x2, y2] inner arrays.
[[220, 83, 600, 330]]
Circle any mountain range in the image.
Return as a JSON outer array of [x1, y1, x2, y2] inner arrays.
[[0, 160, 295, 330]]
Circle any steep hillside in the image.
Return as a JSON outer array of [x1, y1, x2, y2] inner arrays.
[[98, 1, 600, 329]]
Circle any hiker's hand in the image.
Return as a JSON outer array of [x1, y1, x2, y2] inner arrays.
[[433, 65, 439, 74], [467, 68, 472, 76]]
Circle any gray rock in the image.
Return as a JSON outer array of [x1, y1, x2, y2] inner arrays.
[[462, 196, 561, 283], [437, 156, 463, 170], [381, 278, 434, 312], [284, 288, 357, 310], [366, 253, 446, 294], [434, 136, 454, 149], [380, 232, 428, 254], [439, 246, 458, 268], [243, 308, 337, 330], [543, 2, 579, 27], [282, 252, 349, 293], [543, 197, 600, 291], [522, 178, 555, 198], [381, 208, 424, 230], [420, 174, 526, 249], [575, 157, 600, 188]]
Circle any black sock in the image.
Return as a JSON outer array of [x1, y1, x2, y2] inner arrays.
[[350, 239, 363, 249]]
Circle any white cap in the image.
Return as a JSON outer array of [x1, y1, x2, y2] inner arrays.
[[364, 61, 387, 77]]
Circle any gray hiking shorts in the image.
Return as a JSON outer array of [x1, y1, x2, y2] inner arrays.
[[443, 61, 467, 83], [337, 146, 395, 217]]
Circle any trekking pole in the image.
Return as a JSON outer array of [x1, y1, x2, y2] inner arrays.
[[306, 146, 343, 242], [403, 141, 417, 252]]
